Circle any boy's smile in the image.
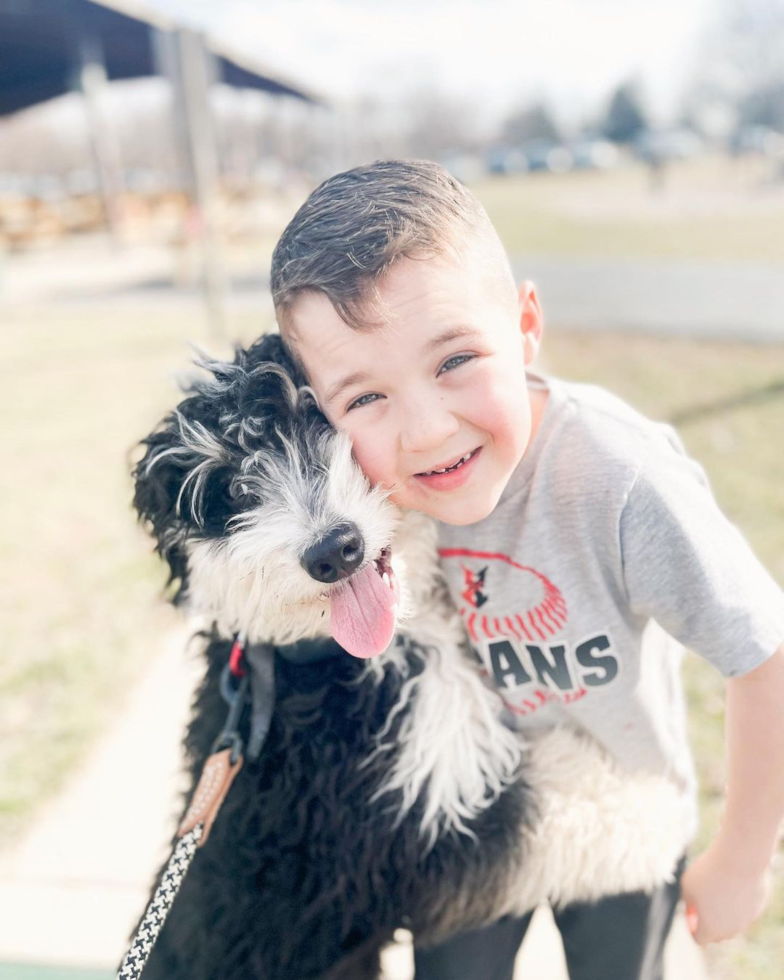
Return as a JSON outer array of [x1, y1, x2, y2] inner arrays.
[[287, 252, 546, 525]]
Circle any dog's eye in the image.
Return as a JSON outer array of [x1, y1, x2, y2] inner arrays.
[[200, 470, 251, 534], [227, 481, 253, 509], [223, 480, 254, 512]]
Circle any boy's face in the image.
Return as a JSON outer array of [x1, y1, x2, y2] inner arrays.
[[286, 251, 543, 525]]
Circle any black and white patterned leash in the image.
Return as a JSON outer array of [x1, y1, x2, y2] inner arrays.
[[117, 824, 204, 980], [115, 638, 276, 980]]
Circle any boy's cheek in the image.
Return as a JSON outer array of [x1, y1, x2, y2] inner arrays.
[[351, 439, 394, 488], [327, 411, 396, 489]]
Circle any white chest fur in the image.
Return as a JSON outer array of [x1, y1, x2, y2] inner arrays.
[[376, 511, 693, 908]]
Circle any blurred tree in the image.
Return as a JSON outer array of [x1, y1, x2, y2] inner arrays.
[[602, 81, 648, 144], [394, 88, 483, 159], [502, 103, 561, 145], [738, 79, 784, 131], [681, 0, 784, 138]]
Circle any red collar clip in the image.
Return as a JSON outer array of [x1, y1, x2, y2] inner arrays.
[[229, 633, 247, 678]]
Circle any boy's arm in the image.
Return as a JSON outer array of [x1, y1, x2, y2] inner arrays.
[[681, 642, 784, 944]]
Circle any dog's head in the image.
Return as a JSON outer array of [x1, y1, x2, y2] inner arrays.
[[132, 333, 402, 656]]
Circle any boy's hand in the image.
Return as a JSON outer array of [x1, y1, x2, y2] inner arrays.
[[681, 843, 772, 945]]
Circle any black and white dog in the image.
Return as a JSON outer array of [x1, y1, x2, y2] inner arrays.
[[131, 333, 689, 980]]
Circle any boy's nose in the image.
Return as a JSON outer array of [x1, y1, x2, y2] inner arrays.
[[302, 523, 365, 583], [399, 402, 460, 456]]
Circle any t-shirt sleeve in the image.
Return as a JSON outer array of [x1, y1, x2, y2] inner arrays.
[[619, 430, 784, 677]]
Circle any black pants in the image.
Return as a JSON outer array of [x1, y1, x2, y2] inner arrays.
[[413, 858, 686, 980]]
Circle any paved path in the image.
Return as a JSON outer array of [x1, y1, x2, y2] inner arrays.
[[511, 255, 784, 343], [0, 629, 202, 971], [2, 235, 782, 343], [0, 632, 707, 978]]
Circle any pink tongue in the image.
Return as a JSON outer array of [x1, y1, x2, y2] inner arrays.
[[330, 563, 398, 658]]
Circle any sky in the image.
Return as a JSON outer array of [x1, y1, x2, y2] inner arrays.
[[145, 0, 716, 128]]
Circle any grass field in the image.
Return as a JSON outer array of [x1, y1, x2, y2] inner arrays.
[[474, 155, 784, 264]]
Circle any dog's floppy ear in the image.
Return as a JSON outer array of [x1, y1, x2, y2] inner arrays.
[[132, 385, 228, 603], [132, 331, 303, 603], [132, 414, 193, 603]]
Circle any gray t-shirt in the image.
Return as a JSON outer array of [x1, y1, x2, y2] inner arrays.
[[438, 374, 784, 798]]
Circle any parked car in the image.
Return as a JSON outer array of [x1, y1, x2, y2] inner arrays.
[[568, 139, 619, 170], [730, 125, 784, 158], [485, 147, 528, 175], [520, 139, 573, 173], [634, 128, 703, 163]]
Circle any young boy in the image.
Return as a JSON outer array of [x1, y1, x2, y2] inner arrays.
[[269, 160, 784, 980]]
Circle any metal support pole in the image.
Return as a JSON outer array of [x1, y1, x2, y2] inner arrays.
[[159, 27, 227, 341], [78, 32, 123, 243], [152, 28, 190, 193]]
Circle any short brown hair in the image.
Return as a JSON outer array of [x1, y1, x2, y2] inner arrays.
[[271, 159, 514, 332]]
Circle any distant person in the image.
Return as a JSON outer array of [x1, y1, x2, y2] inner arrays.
[[270, 159, 784, 980], [646, 145, 668, 194]]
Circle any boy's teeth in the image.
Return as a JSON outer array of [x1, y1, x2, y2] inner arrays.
[[426, 450, 474, 476]]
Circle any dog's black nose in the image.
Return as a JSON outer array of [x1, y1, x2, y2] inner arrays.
[[302, 524, 365, 583]]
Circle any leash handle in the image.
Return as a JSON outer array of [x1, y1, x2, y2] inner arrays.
[[176, 748, 244, 843], [115, 748, 244, 979], [115, 660, 247, 979], [116, 638, 275, 978], [116, 824, 203, 980]]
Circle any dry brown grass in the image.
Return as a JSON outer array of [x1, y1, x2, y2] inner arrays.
[[474, 156, 784, 264]]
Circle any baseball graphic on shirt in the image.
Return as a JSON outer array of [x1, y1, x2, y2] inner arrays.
[[439, 547, 568, 642]]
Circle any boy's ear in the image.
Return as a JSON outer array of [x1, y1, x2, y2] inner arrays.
[[518, 280, 543, 365]]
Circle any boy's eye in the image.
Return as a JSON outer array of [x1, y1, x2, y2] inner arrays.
[[346, 392, 382, 412], [345, 354, 474, 411], [438, 353, 474, 375]]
